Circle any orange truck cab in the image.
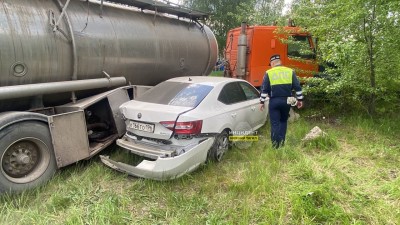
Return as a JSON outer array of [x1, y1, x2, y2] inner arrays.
[[224, 21, 318, 87]]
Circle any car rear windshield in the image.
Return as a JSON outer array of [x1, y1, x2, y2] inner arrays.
[[136, 81, 213, 107]]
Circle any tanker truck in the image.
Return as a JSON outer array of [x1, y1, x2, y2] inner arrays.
[[0, 0, 217, 192]]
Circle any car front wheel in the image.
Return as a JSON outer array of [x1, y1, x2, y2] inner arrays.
[[208, 131, 229, 162]]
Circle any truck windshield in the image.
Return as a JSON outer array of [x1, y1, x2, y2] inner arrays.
[[287, 35, 315, 60], [136, 81, 213, 108]]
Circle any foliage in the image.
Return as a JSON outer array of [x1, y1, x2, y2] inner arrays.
[[181, 0, 400, 115], [291, 0, 400, 115], [182, 0, 284, 54]]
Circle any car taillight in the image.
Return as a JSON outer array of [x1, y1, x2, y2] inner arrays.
[[160, 120, 203, 135]]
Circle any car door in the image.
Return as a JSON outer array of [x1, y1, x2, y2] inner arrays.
[[238, 81, 268, 130], [217, 82, 252, 135]]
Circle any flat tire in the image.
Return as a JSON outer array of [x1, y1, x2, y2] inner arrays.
[[208, 131, 229, 162]]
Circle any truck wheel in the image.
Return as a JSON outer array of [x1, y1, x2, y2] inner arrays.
[[0, 121, 57, 193], [208, 131, 229, 162]]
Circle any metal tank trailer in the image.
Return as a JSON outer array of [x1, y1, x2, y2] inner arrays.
[[0, 0, 217, 192]]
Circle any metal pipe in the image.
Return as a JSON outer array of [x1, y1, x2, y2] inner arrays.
[[100, 0, 104, 17], [55, 0, 79, 103], [236, 22, 247, 79], [0, 77, 126, 100], [53, 0, 72, 32], [55, 0, 78, 81]]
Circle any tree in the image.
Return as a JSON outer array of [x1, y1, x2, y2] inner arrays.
[[182, 0, 284, 54], [250, 0, 285, 25], [291, 0, 400, 115]]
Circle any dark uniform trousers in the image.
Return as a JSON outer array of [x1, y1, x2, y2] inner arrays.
[[269, 97, 291, 148]]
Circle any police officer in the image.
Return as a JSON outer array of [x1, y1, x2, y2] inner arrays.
[[259, 54, 303, 148]]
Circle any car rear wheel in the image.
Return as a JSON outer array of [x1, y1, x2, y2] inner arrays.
[[208, 131, 229, 162]]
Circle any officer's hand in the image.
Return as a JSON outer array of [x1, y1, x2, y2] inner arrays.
[[259, 104, 265, 111], [297, 101, 303, 109]]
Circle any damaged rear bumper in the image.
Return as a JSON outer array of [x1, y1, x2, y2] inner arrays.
[[100, 137, 214, 180]]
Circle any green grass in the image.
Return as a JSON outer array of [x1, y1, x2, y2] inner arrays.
[[209, 71, 224, 77], [1, 111, 399, 224]]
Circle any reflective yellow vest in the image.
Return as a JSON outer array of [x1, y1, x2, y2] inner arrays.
[[267, 66, 293, 86]]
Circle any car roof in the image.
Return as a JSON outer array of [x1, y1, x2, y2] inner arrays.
[[166, 76, 244, 87]]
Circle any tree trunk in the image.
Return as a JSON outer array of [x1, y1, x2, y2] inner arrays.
[[364, 3, 377, 116], [368, 42, 376, 116]]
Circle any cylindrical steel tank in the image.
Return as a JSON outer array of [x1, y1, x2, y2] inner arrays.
[[0, 0, 218, 110]]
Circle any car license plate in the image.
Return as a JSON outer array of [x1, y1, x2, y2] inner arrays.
[[129, 121, 155, 133]]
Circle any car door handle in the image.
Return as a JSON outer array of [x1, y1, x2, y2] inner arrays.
[[251, 106, 256, 111], [231, 113, 237, 118]]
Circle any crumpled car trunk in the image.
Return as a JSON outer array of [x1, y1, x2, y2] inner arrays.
[[100, 137, 214, 180]]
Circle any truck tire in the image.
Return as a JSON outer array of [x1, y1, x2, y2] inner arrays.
[[0, 121, 57, 193], [208, 131, 229, 162]]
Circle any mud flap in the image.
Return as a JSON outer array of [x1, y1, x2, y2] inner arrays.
[[100, 138, 214, 180]]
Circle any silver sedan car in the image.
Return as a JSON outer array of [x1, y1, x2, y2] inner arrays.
[[101, 76, 268, 180]]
